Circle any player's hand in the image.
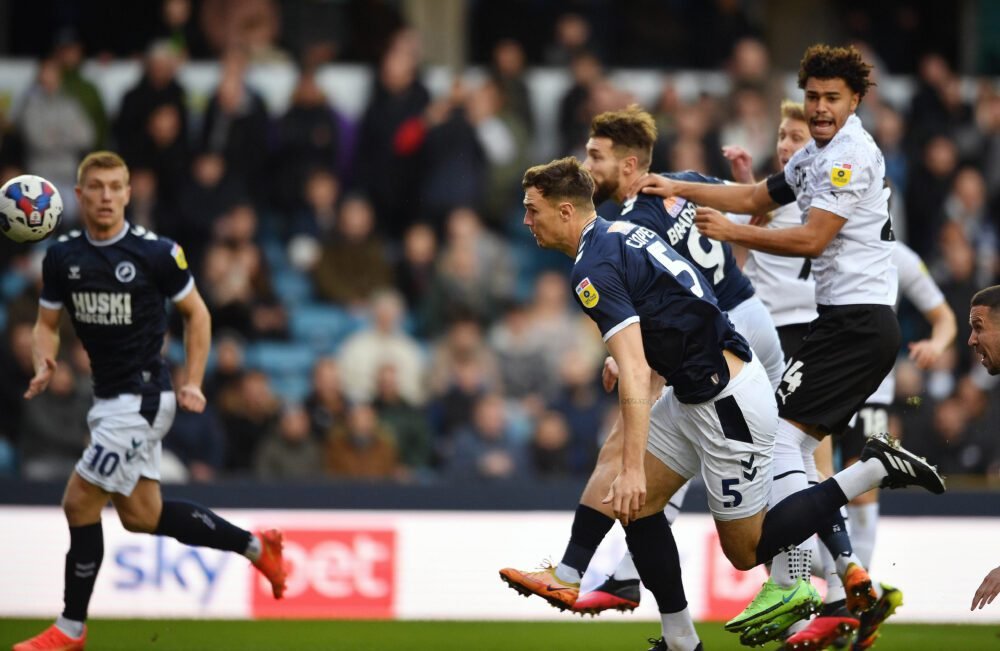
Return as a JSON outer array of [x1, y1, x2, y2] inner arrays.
[[603, 467, 646, 526], [694, 206, 734, 241], [602, 356, 620, 393], [177, 383, 206, 413], [971, 566, 1000, 610], [748, 212, 774, 227], [722, 145, 755, 184], [908, 339, 944, 369], [630, 173, 678, 200], [23, 357, 56, 399]]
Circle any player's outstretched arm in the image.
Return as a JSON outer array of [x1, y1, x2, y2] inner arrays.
[[631, 173, 778, 216], [695, 205, 845, 258], [972, 566, 1000, 610], [174, 286, 211, 413], [602, 323, 652, 526], [24, 306, 61, 399], [909, 302, 958, 369]]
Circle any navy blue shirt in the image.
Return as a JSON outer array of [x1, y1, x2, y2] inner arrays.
[[40, 223, 194, 398], [597, 170, 755, 311], [571, 217, 751, 404]]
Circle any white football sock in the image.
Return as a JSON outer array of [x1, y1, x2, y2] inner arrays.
[[612, 552, 641, 581], [555, 564, 582, 584], [769, 420, 818, 588], [832, 460, 887, 501], [244, 534, 262, 562], [847, 503, 880, 569], [661, 607, 700, 651], [55, 616, 85, 639]]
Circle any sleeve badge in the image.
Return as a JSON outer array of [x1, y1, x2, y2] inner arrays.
[[575, 277, 600, 308], [830, 163, 852, 188], [171, 242, 189, 270]]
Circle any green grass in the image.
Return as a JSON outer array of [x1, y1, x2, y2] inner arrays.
[[1, 619, 998, 650]]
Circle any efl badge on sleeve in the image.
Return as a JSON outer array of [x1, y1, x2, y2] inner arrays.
[[575, 277, 600, 308], [171, 242, 189, 270], [830, 163, 852, 188]]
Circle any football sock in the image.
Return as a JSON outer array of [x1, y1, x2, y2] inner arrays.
[[245, 534, 262, 562], [847, 502, 879, 568], [767, 421, 816, 587], [664, 481, 690, 525], [612, 552, 641, 582], [624, 513, 687, 614], [55, 616, 85, 639], [832, 460, 887, 500], [154, 500, 253, 554], [62, 521, 103, 623], [557, 504, 614, 583], [756, 479, 849, 565], [818, 542, 846, 604], [661, 607, 700, 651]]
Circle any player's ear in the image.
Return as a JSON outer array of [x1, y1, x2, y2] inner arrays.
[[559, 200, 575, 222], [849, 92, 860, 113]]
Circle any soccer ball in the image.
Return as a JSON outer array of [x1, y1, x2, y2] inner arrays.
[[0, 174, 64, 243]]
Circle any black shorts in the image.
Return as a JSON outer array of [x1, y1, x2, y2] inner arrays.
[[776, 304, 900, 435], [837, 403, 891, 463], [777, 322, 811, 361]]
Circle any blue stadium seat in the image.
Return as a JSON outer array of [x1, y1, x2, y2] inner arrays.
[[269, 374, 312, 404], [246, 341, 316, 376], [0, 272, 27, 301], [271, 268, 313, 306], [289, 303, 369, 353]]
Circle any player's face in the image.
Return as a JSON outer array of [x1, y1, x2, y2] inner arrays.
[[969, 305, 1000, 375], [776, 118, 810, 166], [76, 166, 131, 234], [583, 137, 622, 204], [803, 77, 859, 146], [522, 186, 563, 250]]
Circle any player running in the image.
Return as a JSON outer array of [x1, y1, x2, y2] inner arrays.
[[13, 152, 287, 651]]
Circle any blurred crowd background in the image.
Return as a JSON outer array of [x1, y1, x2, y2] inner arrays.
[[0, 0, 997, 487]]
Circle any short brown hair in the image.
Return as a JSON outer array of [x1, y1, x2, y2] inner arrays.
[[972, 285, 1000, 312], [522, 157, 595, 208], [589, 104, 657, 169], [798, 44, 875, 101], [780, 99, 806, 123], [77, 151, 129, 185]]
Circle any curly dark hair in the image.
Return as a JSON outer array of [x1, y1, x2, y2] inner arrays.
[[797, 44, 875, 100], [522, 157, 595, 206], [590, 104, 657, 169]]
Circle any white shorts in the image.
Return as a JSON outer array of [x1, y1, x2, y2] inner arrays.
[[729, 296, 784, 391], [647, 356, 778, 521], [75, 392, 177, 495]]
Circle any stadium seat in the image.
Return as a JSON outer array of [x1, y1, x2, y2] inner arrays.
[[272, 268, 314, 306], [246, 341, 316, 376], [0, 272, 27, 301], [269, 374, 312, 403], [289, 302, 369, 353]]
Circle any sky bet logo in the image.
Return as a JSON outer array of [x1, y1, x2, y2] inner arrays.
[[71, 291, 132, 325], [113, 536, 229, 605]]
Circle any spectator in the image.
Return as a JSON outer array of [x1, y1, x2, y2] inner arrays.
[[18, 58, 95, 219], [338, 288, 426, 405], [489, 39, 534, 135], [558, 51, 603, 157], [395, 222, 437, 319], [0, 322, 37, 450], [944, 167, 998, 287], [157, 0, 211, 59], [173, 152, 246, 264], [204, 330, 247, 402], [325, 403, 399, 479], [254, 404, 324, 480], [163, 366, 227, 482], [545, 13, 593, 67], [907, 135, 959, 257], [447, 393, 525, 480], [549, 351, 609, 475], [529, 411, 573, 479], [489, 301, 552, 403], [218, 369, 282, 472], [304, 357, 348, 440], [18, 361, 90, 480], [53, 31, 109, 148], [311, 194, 393, 306], [373, 363, 432, 472]]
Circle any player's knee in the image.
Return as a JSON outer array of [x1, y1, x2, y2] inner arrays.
[[118, 510, 158, 533], [719, 539, 758, 571]]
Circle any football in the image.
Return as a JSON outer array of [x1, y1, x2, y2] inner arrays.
[[0, 174, 64, 243]]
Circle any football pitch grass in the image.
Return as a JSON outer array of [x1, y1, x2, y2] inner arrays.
[[2, 619, 998, 650]]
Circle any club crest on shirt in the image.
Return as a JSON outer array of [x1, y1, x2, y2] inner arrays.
[[575, 277, 600, 308], [115, 261, 136, 283], [662, 195, 685, 217], [171, 242, 188, 270], [830, 162, 852, 187], [608, 221, 636, 235]]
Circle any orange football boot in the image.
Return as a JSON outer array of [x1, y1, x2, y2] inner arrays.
[[843, 563, 878, 615], [252, 529, 288, 599], [499, 563, 580, 611], [12, 624, 86, 651]]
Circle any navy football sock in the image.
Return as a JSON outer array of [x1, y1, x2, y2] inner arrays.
[[625, 512, 687, 613], [62, 522, 103, 622], [817, 508, 854, 562], [559, 504, 615, 575], [154, 500, 252, 553], [756, 478, 849, 565]]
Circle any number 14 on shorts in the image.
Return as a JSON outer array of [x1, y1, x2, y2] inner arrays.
[[777, 359, 805, 404]]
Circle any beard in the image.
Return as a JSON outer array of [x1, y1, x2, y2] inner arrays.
[[592, 176, 620, 206]]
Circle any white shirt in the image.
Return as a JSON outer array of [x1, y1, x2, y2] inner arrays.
[[867, 241, 946, 405], [731, 202, 819, 327], [783, 114, 897, 306]]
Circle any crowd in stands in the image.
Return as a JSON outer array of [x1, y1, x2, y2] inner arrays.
[[0, 0, 997, 485]]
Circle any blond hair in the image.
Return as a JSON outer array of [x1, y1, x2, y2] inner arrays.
[[780, 100, 806, 123], [77, 151, 130, 185]]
